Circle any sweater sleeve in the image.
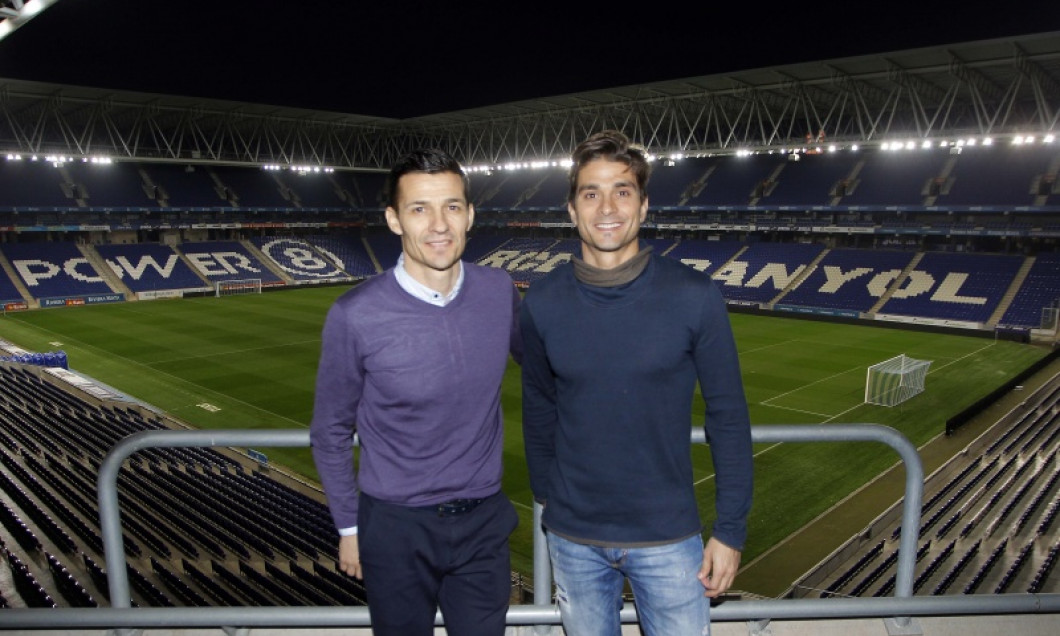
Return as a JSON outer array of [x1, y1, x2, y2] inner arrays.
[[694, 282, 754, 550], [519, 299, 557, 503], [309, 301, 364, 531]]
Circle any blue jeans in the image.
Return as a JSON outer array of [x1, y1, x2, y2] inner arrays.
[[547, 532, 711, 636]]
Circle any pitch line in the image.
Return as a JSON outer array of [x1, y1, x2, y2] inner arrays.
[[150, 339, 320, 365], [760, 365, 864, 407]]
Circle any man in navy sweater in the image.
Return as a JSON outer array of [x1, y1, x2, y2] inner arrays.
[[521, 130, 753, 636], [311, 148, 522, 635]]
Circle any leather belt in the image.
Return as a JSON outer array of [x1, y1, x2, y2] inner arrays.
[[424, 497, 486, 517]]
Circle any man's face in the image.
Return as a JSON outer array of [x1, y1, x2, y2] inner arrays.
[[385, 171, 474, 285], [568, 159, 648, 269]]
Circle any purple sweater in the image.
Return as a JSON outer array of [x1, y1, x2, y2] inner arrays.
[[310, 263, 521, 531]]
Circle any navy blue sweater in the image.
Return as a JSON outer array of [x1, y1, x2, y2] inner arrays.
[[520, 254, 753, 549]]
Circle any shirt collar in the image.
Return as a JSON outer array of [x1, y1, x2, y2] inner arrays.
[[394, 253, 464, 307]]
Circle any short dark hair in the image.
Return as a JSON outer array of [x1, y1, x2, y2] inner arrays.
[[385, 148, 470, 209], [567, 130, 651, 202]]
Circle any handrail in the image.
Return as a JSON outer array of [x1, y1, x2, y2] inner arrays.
[[95, 427, 908, 616], [0, 424, 1052, 631]]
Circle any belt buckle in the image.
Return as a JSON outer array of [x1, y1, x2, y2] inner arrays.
[[436, 498, 481, 516]]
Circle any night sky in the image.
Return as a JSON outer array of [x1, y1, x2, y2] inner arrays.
[[1, 1, 1058, 119]]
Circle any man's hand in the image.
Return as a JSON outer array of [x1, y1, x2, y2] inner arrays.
[[698, 537, 741, 598], [338, 534, 362, 579]]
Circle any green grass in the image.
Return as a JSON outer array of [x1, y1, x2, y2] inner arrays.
[[0, 288, 1050, 584]]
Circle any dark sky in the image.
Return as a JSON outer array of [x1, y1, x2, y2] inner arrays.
[[1, 1, 1059, 119]]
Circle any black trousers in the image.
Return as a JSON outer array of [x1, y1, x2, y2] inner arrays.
[[358, 491, 518, 636]]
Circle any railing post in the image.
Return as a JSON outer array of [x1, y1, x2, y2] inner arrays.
[[731, 424, 924, 600], [532, 501, 553, 635], [97, 429, 311, 608]]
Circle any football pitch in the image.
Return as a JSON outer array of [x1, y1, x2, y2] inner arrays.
[[0, 285, 1052, 590]]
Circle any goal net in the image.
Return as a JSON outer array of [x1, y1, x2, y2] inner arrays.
[[864, 354, 932, 407], [215, 278, 262, 297]]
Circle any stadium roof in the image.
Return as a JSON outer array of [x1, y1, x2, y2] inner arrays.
[[1, 6, 1059, 169], [404, 31, 1060, 125]]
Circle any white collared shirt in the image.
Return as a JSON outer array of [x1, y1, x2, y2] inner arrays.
[[393, 253, 464, 306]]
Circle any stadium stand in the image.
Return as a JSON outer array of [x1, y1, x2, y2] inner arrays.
[[688, 154, 778, 207], [471, 168, 567, 211], [0, 241, 115, 300], [801, 374, 1060, 599], [842, 149, 951, 207], [664, 239, 746, 273], [711, 242, 827, 304], [878, 252, 1024, 324], [778, 248, 917, 313], [207, 166, 293, 208], [999, 252, 1060, 328], [0, 362, 360, 609], [0, 266, 23, 304], [765, 152, 858, 207], [248, 236, 351, 282], [177, 240, 284, 286], [0, 159, 82, 208], [301, 234, 379, 278], [60, 161, 154, 209], [136, 164, 225, 208], [362, 231, 402, 271], [938, 144, 1060, 208], [93, 243, 208, 293], [639, 160, 709, 208]]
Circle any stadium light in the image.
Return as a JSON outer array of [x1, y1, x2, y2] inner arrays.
[[0, 0, 62, 44]]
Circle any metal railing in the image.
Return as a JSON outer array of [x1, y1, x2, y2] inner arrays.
[[3, 424, 1060, 632]]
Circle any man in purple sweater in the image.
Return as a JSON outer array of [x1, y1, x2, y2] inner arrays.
[[310, 148, 522, 635]]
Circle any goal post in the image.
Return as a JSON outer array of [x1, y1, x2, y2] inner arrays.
[[215, 278, 262, 297], [865, 354, 933, 407]]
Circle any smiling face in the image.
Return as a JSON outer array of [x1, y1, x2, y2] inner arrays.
[[384, 171, 474, 293], [568, 158, 649, 269]]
